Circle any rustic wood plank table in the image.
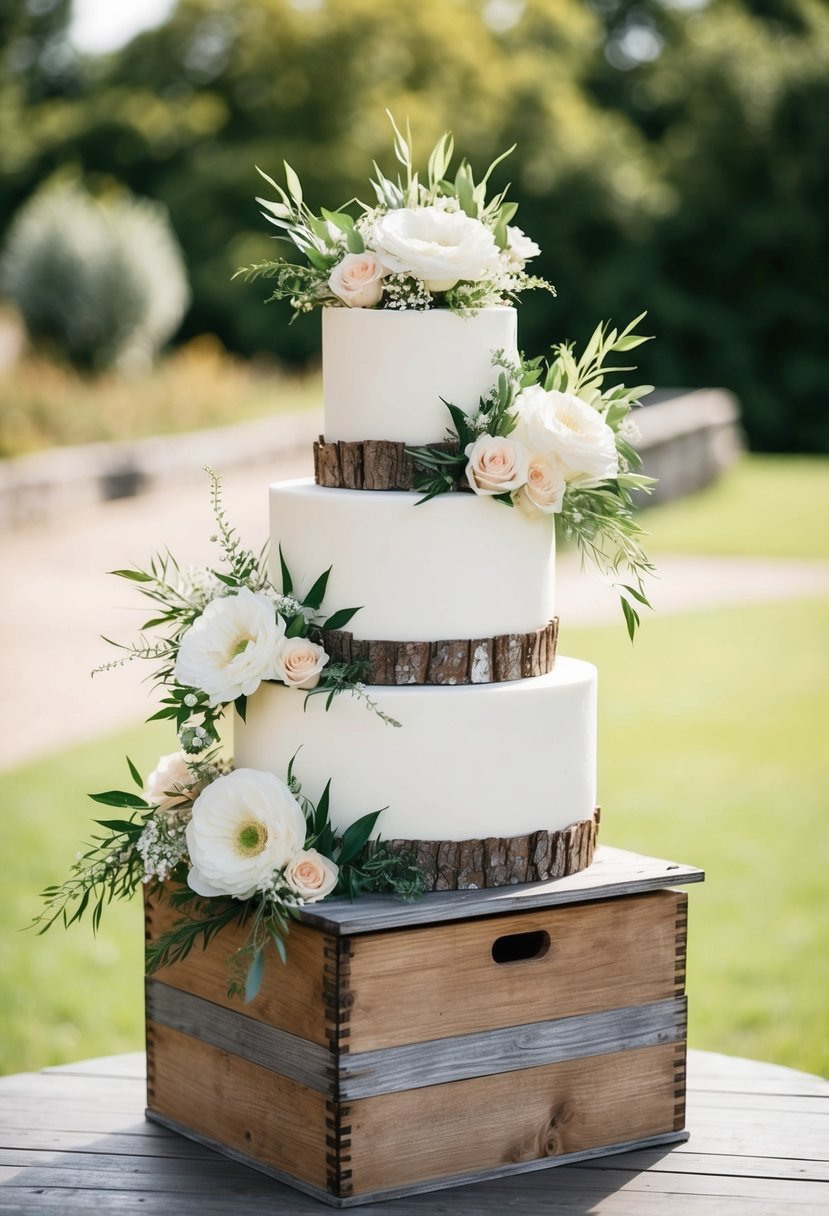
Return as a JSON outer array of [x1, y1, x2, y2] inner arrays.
[[0, 1049, 827, 1214]]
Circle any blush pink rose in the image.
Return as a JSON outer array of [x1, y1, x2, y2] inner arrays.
[[284, 849, 339, 902], [464, 434, 529, 496], [273, 637, 329, 690], [516, 451, 566, 517], [329, 252, 386, 308]]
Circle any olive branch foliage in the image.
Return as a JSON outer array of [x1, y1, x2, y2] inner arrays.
[[233, 113, 552, 318], [408, 315, 657, 638]]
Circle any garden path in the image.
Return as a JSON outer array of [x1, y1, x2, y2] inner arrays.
[[2, 454, 828, 771]]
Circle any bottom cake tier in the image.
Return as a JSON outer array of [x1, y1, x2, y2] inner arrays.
[[235, 657, 597, 862]]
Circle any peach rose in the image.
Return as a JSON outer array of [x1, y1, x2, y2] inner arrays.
[[144, 752, 196, 813], [328, 252, 386, 308], [516, 451, 566, 517], [273, 637, 329, 690], [464, 434, 529, 496], [284, 849, 339, 902]]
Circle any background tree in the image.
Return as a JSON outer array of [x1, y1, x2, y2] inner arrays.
[[0, 0, 826, 450]]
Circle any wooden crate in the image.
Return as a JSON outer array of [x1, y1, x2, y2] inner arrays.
[[145, 846, 703, 1207]]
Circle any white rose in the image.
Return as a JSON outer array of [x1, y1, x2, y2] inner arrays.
[[174, 587, 286, 707], [144, 752, 195, 813], [516, 451, 566, 517], [185, 769, 307, 899], [505, 225, 541, 268], [517, 384, 619, 486], [464, 434, 530, 496], [284, 849, 339, 903], [273, 636, 329, 690], [328, 252, 386, 308], [371, 205, 500, 292]]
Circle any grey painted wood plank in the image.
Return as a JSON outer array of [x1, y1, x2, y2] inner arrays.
[[587, 1149, 829, 1183], [147, 982, 685, 1099], [339, 997, 687, 1098], [40, 1053, 146, 1079], [146, 979, 332, 1093], [687, 1092, 829, 1115], [0, 1132, 217, 1159], [296, 845, 704, 934], [0, 1188, 822, 1215]]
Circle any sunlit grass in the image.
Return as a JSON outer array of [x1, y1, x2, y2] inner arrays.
[[641, 454, 829, 559]]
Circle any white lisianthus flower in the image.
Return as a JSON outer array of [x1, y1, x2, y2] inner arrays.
[[273, 636, 330, 690], [465, 434, 530, 495], [516, 451, 567, 517], [144, 752, 195, 813], [185, 769, 307, 899], [174, 587, 286, 707], [505, 225, 541, 268], [517, 385, 619, 486], [329, 252, 386, 308], [284, 849, 339, 903], [371, 205, 500, 292]]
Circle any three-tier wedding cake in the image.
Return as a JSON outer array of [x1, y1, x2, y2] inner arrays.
[[235, 305, 600, 887]]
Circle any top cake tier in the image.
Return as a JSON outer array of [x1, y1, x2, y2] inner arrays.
[[322, 305, 518, 445]]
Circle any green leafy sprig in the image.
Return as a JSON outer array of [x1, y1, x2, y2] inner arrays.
[[409, 318, 658, 637], [235, 114, 553, 320]]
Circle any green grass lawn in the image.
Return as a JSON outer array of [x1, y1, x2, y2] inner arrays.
[[2, 453, 828, 1078], [641, 454, 829, 559]]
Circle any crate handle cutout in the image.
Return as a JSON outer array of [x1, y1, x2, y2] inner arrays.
[[491, 929, 550, 964]]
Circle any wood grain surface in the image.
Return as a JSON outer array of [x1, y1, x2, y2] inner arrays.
[[2, 1049, 828, 1214]]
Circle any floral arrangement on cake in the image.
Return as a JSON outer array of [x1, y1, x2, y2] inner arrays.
[[34, 473, 422, 999], [409, 316, 656, 637], [235, 114, 552, 318]]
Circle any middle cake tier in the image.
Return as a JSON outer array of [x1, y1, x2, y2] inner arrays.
[[272, 478, 556, 641], [235, 658, 597, 842]]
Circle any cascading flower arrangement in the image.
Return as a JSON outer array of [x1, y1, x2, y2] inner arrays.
[[235, 113, 553, 318], [408, 316, 657, 638], [34, 472, 422, 999]]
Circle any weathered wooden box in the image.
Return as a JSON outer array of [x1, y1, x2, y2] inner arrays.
[[144, 846, 703, 1207]]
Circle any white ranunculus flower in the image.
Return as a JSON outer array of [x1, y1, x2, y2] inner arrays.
[[516, 451, 567, 517], [465, 433, 530, 496], [505, 225, 541, 268], [284, 849, 339, 903], [185, 769, 307, 899], [144, 752, 195, 813], [174, 587, 286, 707], [274, 636, 330, 690], [329, 252, 386, 308], [517, 385, 619, 486], [371, 205, 500, 292]]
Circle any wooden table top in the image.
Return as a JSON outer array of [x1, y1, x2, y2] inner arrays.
[[1, 1049, 827, 1214]]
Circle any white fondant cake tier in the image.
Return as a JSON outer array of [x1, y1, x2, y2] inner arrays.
[[235, 658, 597, 842], [272, 478, 555, 641], [322, 306, 519, 444]]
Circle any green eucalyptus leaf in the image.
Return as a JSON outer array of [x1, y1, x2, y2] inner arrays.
[[338, 809, 383, 866], [245, 948, 265, 1003], [302, 566, 331, 610], [278, 544, 293, 595], [89, 790, 148, 809], [322, 606, 362, 631]]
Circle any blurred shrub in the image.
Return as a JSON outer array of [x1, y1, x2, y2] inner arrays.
[[0, 183, 190, 372]]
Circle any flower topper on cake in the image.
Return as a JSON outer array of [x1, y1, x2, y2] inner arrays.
[[409, 315, 657, 638], [235, 113, 553, 318], [34, 471, 422, 999]]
